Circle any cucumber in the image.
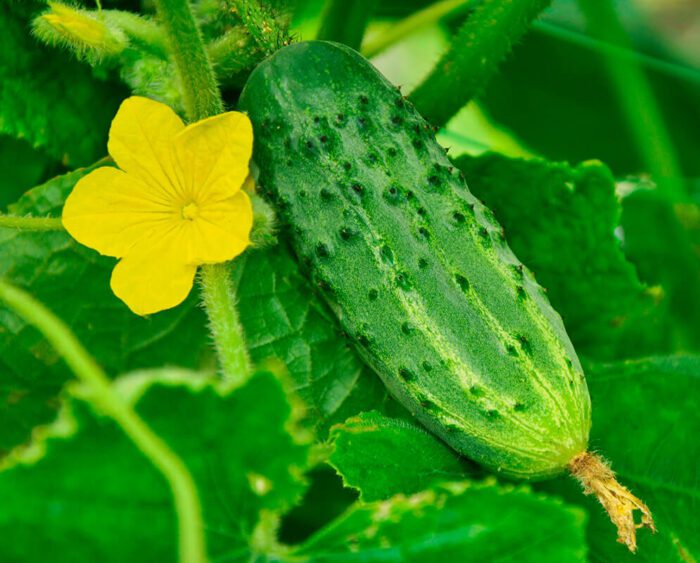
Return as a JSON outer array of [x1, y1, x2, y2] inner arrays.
[[240, 39, 588, 478], [240, 41, 652, 548]]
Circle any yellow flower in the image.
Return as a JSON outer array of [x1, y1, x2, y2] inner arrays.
[[62, 96, 254, 316]]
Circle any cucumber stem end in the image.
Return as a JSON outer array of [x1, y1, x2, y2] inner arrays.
[[568, 451, 655, 552]]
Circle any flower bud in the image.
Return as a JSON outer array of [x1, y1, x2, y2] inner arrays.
[[33, 2, 127, 60]]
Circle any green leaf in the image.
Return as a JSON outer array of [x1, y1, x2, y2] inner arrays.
[[539, 356, 700, 562], [454, 153, 657, 359], [294, 480, 588, 562], [0, 1, 125, 165], [8, 162, 106, 215], [237, 243, 388, 435], [328, 411, 479, 502], [0, 166, 210, 454], [0, 369, 310, 561]]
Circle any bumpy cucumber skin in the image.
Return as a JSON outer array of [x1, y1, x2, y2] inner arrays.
[[240, 41, 591, 479]]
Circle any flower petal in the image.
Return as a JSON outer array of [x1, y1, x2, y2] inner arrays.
[[107, 96, 185, 200], [185, 190, 253, 264], [174, 111, 253, 204], [110, 227, 196, 316], [62, 166, 175, 258]]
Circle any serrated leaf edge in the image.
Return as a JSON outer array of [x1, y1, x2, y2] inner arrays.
[[325, 410, 459, 502]]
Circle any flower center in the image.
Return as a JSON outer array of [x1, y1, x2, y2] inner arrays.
[[181, 202, 199, 221]]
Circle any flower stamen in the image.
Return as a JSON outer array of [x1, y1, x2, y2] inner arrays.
[[182, 202, 199, 221]]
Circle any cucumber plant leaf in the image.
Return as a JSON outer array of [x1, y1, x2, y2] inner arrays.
[[237, 243, 388, 435], [0, 369, 310, 561], [0, 166, 210, 454], [293, 480, 588, 562], [0, 1, 125, 166], [328, 411, 479, 502], [454, 153, 657, 359]]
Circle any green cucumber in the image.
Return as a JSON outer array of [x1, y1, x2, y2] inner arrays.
[[240, 41, 652, 549]]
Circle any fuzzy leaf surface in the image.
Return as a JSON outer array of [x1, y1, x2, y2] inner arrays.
[[620, 191, 700, 352], [237, 243, 387, 434]]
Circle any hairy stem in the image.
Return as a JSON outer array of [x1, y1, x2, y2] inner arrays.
[[154, 0, 222, 121], [410, 0, 551, 127], [155, 0, 252, 383], [577, 0, 685, 200], [0, 280, 207, 563], [0, 215, 64, 231], [362, 0, 476, 59], [199, 262, 252, 386], [317, 0, 376, 51]]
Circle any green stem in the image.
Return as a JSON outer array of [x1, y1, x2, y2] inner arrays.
[[154, 0, 252, 383], [410, 0, 552, 127], [576, 0, 685, 200], [0, 215, 65, 231], [107, 10, 169, 59], [199, 262, 252, 386], [154, 0, 222, 121], [0, 279, 206, 563], [362, 0, 477, 59], [317, 0, 377, 51]]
